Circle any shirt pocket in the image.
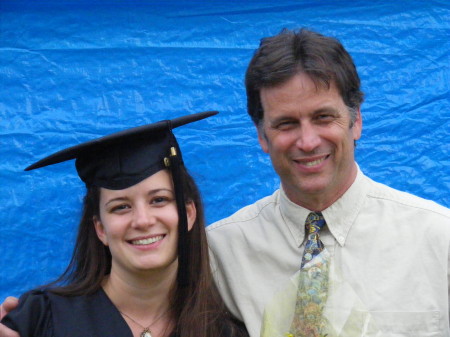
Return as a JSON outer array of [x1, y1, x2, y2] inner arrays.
[[370, 311, 442, 337]]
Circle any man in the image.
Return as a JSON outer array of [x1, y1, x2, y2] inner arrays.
[[2, 28, 450, 336], [206, 28, 450, 337]]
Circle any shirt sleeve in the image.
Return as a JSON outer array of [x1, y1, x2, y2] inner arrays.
[[1, 290, 53, 337], [448, 240, 450, 320]]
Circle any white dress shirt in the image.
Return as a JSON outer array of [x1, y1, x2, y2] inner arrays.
[[207, 167, 450, 337]]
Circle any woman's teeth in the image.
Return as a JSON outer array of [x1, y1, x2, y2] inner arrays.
[[131, 235, 164, 245]]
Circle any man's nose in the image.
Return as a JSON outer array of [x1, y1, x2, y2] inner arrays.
[[295, 125, 321, 152]]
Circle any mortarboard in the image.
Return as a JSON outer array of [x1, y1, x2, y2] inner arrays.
[[26, 111, 218, 190], [25, 110, 219, 286]]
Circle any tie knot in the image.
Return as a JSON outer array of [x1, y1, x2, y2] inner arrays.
[[305, 212, 325, 234]]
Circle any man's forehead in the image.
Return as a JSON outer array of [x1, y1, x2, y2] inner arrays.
[[261, 72, 336, 94], [261, 74, 341, 107]]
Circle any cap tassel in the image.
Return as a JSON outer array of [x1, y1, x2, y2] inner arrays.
[[168, 146, 189, 287]]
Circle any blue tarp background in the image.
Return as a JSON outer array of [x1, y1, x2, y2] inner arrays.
[[1, 0, 449, 301]]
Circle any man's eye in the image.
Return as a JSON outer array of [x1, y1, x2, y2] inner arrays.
[[316, 114, 335, 122], [275, 121, 296, 130], [318, 111, 339, 119]]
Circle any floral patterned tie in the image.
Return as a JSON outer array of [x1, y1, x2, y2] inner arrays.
[[301, 212, 326, 268], [288, 212, 329, 337]]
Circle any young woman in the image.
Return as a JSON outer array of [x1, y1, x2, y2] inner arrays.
[[1, 111, 248, 337]]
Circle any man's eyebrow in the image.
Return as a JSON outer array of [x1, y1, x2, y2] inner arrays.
[[312, 106, 340, 115], [268, 107, 340, 123], [267, 115, 297, 126]]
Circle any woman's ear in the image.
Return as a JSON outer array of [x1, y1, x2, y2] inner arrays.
[[186, 201, 197, 231], [93, 216, 108, 246]]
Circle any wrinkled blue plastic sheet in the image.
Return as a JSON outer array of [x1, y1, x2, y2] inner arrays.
[[1, 0, 449, 300]]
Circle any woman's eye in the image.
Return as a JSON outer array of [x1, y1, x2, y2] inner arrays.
[[151, 196, 169, 205], [110, 204, 130, 213]]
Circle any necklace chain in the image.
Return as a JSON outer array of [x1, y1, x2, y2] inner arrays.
[[120, 308, 169, 337]]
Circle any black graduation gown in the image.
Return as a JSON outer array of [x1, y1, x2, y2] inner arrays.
[[1, 288, 174, 337], [2, 289, 244, 337]]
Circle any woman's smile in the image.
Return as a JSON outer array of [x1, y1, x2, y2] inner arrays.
[[129, 234, 165, 246]]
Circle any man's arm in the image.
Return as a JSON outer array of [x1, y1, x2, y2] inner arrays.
[[0, 297, 20, 337], [0, 297, 19, 318]]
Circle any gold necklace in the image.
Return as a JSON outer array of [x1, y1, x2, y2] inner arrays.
[[120, 308, 169, 337]]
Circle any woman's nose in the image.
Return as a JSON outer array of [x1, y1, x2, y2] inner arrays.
[[131, 205, 155, 229]]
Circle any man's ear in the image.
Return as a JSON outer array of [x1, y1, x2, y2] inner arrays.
[[352, 107, 362, 141], [186, 201, 197, 231], [257, 125, 269, 153], [93, 216, 108, 246]]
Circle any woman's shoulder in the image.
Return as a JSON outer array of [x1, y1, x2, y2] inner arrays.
[[17, 288, 50, 305], [1, 289, 53, 336], [8, 289, 52, 318], [2, 288, 133, 337]]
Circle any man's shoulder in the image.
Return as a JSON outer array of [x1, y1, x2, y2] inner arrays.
[[365, 175, 450, 219], [207, 189, 280, 233]]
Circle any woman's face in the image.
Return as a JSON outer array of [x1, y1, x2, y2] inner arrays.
[[94, 169, 196, 277]]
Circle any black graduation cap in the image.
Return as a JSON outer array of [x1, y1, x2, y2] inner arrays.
[[26, 111, 218, 189], [25, 110, 219, 286]]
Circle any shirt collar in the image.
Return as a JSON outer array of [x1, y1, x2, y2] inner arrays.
[[279, 165, 369, 247]]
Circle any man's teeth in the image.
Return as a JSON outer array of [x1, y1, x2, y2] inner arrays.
[[131, 235, 164, 245], [304, 157, 325, 167]]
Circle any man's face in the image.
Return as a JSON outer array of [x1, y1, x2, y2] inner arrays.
[[258, 73, 362, 210]]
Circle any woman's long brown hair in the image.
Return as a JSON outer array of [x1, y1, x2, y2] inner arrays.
[[45, 167, 247, 337]]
